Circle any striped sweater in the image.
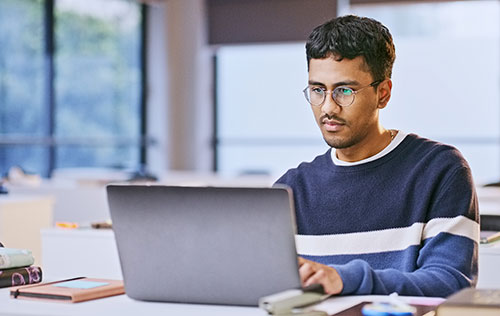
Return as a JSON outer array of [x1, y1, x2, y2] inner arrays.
[[276, 133, 479, 297]]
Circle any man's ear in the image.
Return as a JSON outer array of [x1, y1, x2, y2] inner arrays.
[[377, 79, 392, 109]]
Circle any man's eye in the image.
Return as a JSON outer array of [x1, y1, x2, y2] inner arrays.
[[337, 87, 353, 96], [311, 87, 324, 94]]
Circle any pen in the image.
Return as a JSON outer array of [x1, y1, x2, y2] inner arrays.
[[480, 231, 500, 244], [480, 232, 500, 244]]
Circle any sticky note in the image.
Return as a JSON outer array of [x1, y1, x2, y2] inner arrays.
[[53, 280, 109, 289]]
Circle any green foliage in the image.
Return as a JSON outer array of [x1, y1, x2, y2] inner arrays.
[[0, 0, 143, 175]]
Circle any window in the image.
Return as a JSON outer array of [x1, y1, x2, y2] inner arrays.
[[0, 0, 47, 175], [215, 0, 500, 184], [215, 44, 328, 178], [349, 0, 500, 185], [0, 0, 144, 177]]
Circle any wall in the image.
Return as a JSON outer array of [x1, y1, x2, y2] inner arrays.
[[146, 0, 214, 176]]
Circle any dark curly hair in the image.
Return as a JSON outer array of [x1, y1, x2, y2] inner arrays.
[[306, 15, 396, 81]]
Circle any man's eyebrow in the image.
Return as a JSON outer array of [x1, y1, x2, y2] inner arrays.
[[308, 80, 325, 86], [308, 80, 361, 87], [335, 80, 361, 86]]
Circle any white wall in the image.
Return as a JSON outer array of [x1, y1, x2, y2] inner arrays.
[[147, 0, 214, 177]]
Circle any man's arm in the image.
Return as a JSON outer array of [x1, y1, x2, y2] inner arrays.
[[299, 166, 479, 297], [299, 230, 477, 297], [332, 230, 477, 297]]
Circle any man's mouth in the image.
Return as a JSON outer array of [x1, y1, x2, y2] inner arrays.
[[322, 118, 345, 132]]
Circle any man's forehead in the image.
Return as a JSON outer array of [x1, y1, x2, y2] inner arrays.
[[309, 56, 370, 74], [308, 56, 372, 82], [309, 55, 368, 68]]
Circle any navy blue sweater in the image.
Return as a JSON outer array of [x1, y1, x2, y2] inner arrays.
[[276, 134, 479, 297]]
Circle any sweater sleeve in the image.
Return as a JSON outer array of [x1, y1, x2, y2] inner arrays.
[[332, 166, 479, 297]]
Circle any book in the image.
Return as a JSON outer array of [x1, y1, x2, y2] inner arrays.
[[436, 288, 500, 316], [0, 248, 35, 269], [0, 266, 42, 288], [10, 277, 125, 303]]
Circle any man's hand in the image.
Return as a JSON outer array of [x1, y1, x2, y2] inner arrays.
[[298, 257, 343, 295]]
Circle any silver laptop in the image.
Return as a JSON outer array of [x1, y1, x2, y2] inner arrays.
[[107, 184, 302, 306]]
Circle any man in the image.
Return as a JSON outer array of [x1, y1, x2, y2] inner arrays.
[[276, 15, 479, 297]]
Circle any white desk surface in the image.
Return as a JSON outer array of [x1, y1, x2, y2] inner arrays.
[[0, 285, 444, 316], [0, 288, 265, 316]]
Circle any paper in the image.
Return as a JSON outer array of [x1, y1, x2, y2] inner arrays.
[[53, 280, 109, 289]]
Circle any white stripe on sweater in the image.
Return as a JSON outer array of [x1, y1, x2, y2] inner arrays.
[[295, 215, 479, 256]]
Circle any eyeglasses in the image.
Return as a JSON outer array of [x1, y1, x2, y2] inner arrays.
[[303, 80, 382, 107]]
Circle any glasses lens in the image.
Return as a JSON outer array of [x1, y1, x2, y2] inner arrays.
[[333, 87, 355, 107], [305, 87, 325, 106]]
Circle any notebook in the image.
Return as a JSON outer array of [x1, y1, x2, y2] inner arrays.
[[107, 184, 302, 306], [10, 277, 124, 303]]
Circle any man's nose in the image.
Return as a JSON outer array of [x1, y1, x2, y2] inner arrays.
[[321, 92, 341, 115]]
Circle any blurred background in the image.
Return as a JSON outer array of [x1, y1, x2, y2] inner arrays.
[[1, 0, 499, 185], [1, 0, 500, 285]]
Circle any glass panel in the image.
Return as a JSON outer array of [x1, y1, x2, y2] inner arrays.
[[0, 0, 45, 176], [0, 146, 48, 176], [349, 0, 500, 185], [54, 0, 141, 169], [57, 145, 139, 169], [216, 43, 324, 175], [217, 43, 316, 139]]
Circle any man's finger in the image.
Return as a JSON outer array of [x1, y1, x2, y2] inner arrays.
[[298, 256, 307, 266], [298, 262, 314, 284], [304, 269, 325, 288]]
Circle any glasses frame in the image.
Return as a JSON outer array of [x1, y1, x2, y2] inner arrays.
[[303, 80, 383, 107]]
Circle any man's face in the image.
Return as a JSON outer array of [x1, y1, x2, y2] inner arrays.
[[308, 56, 382, 151]]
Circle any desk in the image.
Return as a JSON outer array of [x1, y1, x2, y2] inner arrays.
[[478, 240, 500, 288], [0, 287, 266, 316], [0, 287, 442, 316]]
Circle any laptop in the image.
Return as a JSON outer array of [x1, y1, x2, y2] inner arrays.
[[106, 184, 302, 306]]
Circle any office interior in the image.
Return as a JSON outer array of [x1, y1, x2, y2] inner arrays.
[[1, 0, 500, 290]]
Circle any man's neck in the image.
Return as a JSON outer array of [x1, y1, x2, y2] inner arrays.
[[336, 128, 393, 162]]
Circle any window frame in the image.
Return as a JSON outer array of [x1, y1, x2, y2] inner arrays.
[[0, 0, 148, 177]]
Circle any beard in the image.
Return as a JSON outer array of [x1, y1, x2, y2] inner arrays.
[[322, 130, 364, 149], [323, 136, 354, 149]]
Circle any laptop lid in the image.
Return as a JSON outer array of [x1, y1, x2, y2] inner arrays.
[[107, 184, 301, 306]]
